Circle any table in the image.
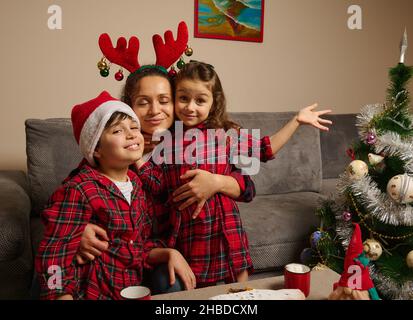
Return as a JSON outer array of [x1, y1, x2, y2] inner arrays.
[[152, 268, 340, 300]]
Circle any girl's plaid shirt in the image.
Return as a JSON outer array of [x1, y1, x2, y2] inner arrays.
[[138, 124, 274, 284]]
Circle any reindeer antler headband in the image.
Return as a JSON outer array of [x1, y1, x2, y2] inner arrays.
[[97, 21, 193, 81]]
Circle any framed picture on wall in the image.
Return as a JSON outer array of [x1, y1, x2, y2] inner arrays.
[[194, 0, 265, 43]]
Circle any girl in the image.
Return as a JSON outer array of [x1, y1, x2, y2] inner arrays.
[[136, 61, 332, 286]]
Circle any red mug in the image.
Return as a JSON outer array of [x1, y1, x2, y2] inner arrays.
[[284, 263, 311, 297], [120, 286, 151, 300]]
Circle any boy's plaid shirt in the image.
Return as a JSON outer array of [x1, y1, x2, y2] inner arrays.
[[35, 163, 163, 300], [138, 124, 274, 284]]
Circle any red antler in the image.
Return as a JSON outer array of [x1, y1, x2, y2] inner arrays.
[[98, 34, 140, 73], [153, 21, 189, 69]]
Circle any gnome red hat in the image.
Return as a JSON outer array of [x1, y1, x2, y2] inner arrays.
[[71, 91, 140, 167], [337, 223, 375, 291]]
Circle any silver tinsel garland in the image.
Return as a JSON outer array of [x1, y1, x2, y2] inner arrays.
[[328, 103, 413, 299], [370, 265, 413, 300], [338, 174, 413, 226]]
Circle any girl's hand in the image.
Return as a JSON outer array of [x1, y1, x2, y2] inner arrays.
[[167, 249, 196, 290], [172, 169, 220, 219], [75, 224, 110, 264], [296, 103, 333, 131]]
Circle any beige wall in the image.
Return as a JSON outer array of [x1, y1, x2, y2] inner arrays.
[[1, 0, 412, 170]]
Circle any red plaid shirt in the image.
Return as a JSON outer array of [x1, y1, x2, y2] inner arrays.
[[35, 163, 163, 300], [138, 124, 273, 284], [138, 167, 257, 246]]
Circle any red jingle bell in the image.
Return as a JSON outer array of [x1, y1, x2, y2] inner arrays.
[[115, 69, 124, 81], [168, 66, 177, 78]]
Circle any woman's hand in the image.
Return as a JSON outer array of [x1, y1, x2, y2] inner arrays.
[[172, 169, 220, 219], [296, 103, 333, 131], [167, 249, 196, 290], [75, 224, 110, 264]]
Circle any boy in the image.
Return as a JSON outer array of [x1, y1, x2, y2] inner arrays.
[[35, 91, 194, 299]]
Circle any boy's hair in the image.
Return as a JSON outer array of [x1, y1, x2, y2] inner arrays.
[[104, 111, 136, 130], [174, 61, 240, 131], [121, 65, 175, 107], [95, 111, 138, 149]]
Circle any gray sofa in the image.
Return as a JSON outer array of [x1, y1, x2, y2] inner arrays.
[[0, 112, 358, 299]]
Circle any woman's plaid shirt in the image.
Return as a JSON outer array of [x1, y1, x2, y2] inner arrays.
[[138, 124, 274, 284], [35, 163, 163, 300]]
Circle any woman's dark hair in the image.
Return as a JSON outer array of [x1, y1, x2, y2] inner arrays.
[[121, 66, 174, 107], [174, 61, 240, 130]]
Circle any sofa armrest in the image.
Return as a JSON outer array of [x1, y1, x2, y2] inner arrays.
[[0, 171, 31, 261]]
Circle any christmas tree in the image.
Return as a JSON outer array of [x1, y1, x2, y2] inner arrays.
[[303, 29, 413, 300]]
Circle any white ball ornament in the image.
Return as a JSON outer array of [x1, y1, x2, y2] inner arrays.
[[407, 250, 413, 268], [347, 160, 369, 180], [363, 239, 383, 261], [386, 174, 413, 204]]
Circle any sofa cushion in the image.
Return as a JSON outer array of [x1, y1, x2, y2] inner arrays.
[[230, 112, 322, 195], [25, 119, 82, 216], [0, 171, 33, 299], [320, 114, 358, 179], [238, 192, 321, 270], [0, 171, 31, 261]]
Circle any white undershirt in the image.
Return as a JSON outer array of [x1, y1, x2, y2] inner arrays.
[[113, 178, 133, 205]]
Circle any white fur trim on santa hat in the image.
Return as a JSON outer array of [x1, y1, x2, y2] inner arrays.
[[79, 100, 140, 167]]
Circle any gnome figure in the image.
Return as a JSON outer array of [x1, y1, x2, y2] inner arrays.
[[328, 223, 380, 300]]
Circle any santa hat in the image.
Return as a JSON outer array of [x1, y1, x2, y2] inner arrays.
[[71, 91, 140, 167], [337, 223, 375, 291]]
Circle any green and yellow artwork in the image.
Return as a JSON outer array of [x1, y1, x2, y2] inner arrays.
[[195, 0, 264, 42]]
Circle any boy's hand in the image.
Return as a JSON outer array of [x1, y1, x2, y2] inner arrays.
[[296, 103, 333, 131], [135, 158, 146, 169], [167, 249, 196, 290], [57, 294, 73, 300], [76, 224, 109, 264]]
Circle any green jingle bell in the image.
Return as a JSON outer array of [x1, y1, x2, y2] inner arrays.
[[100, 68, 110, 77], [177, 58, 185, 70]]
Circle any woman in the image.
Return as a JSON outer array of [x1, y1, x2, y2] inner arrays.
[[76, 66, 256, 293]]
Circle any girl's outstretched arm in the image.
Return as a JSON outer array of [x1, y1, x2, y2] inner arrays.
[[269, 103, 332, 155]]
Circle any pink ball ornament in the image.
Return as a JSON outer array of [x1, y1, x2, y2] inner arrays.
[[342, 211, 352, 222], [366, 132, 377, 145]]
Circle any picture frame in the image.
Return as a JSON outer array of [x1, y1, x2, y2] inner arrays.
[[194, 0, 265, 43]]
